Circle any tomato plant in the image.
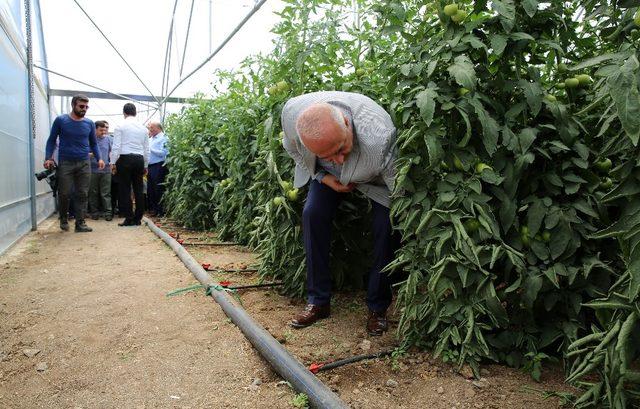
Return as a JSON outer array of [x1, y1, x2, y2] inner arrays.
[[164, 0, 640, 406]]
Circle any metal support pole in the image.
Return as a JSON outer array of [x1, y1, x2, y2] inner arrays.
[[72, 0, 160, 104], [25, 0, 37, 231], [179, 0, 195, 78], [160, 0, 268, 106], [35, 0, 53, 126]]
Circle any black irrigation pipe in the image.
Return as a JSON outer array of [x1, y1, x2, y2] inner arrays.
[[143, 217, 348, 409], [202, 264, 258, 274], [309, 350, 395, 374]]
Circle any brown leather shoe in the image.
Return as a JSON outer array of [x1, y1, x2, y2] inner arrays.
[[290, 304, 330, 328], [367, 310, 388, 336]]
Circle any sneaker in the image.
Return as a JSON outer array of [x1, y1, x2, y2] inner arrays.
[[60, 220, 69, 231], [105, 214, 113, 221], [75, 222, 93, 233], [91, 213, 100, 220]]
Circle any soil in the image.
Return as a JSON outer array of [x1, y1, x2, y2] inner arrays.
[[0, 216, 575, 408]]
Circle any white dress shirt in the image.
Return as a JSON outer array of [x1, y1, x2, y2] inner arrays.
[[111, 116, 150, 166]]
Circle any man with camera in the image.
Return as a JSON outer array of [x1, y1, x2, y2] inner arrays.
[[44, 94, 104, 232]]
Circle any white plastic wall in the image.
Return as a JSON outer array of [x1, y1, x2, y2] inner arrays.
[[0, 0, 55, 255]]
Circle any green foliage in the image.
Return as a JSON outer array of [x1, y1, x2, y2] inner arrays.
[[164, 0, 640, 406], [291, 393, 309, 408]]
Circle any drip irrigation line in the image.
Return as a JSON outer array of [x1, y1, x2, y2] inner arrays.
[[226, 282, 282, 290], [178, 241, 238, 246], [204, 267, 259, 274], [160, 0, 268, 106], [143, 217, 348, 408], [179, 0, 196, 77], [34, 65, 158, 110], [72, 0, 159, 104], [309, 350, 395, 374]]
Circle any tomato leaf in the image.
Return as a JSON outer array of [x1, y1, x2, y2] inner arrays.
[[607, 56, 640, 145], [416, 87, 438, 127], [448, 55, 477, 90]]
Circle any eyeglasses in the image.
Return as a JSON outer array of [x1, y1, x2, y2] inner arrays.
[[77, 104, 89, 109]]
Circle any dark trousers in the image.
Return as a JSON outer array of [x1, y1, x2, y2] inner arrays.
[[302, 180, 396, 312], [58, 160, 91, 224], [88, 172, 112, 215], [147, 162, 168, 215], [111, 173, 119, 215], [116, 154, 145, 222]]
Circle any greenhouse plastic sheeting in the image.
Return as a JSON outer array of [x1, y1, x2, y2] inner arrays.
[[0, 0, 55, 255]]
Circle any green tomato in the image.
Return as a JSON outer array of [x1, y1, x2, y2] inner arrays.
[[276, 81, 290, 93], [443, 3, 458, 17], [279, 131, 285, 139], [576, 74, 593, 86], [458, 87, 470, 96], [280, 180, 293, 191], [544, 94, 557, 102], [286, 189, 299, 201], [273, 197, 285, 206], [451, 9, 468, 24], [356, 68, 366, 76], [542, 231, 551, 243], [565, 78, 580, 88], [557, 63, 568, 73], [464, 218, 480, 233], [475, 162, 492, 173], [599, 177, 613, 190], [594, 158, 612, 173], [453, 155, 464, 171], [555, 82, 566, 89], [267, 85, 278, 95]]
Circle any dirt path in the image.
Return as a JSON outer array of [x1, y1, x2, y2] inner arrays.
[[0, 218, 294, 408]]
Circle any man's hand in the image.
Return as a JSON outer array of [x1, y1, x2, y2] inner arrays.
[[43, 159, 55, 169], [111, 165, 117, 175], [321, 174, 355, 193], [97, 159, 105, 170]]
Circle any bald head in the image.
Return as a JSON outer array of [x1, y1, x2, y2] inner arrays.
[[147, 121, 163, 136], [296, 103, 353, 164]]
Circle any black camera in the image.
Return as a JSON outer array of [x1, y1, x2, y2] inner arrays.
[[35, 167, 55, 181], [35, 165, 58, 198]]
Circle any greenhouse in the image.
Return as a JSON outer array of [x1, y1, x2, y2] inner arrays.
[[1, 1, 640, 408]]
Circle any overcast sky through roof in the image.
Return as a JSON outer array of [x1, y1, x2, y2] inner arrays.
[[39, 0, 284, 126]]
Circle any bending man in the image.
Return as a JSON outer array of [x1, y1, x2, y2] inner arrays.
[[281, 91, 397, 336]]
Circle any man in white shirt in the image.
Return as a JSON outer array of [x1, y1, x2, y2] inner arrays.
[[110, 103, 149, 226]]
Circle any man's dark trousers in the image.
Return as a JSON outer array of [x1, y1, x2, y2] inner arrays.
[[147, 162, 168, 216], [88, 172, 112, 216], [302, 180, 395, 312], [116, 154, 145, 222], [110, 172, 119, 216], [58, 160, 91, 225]]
